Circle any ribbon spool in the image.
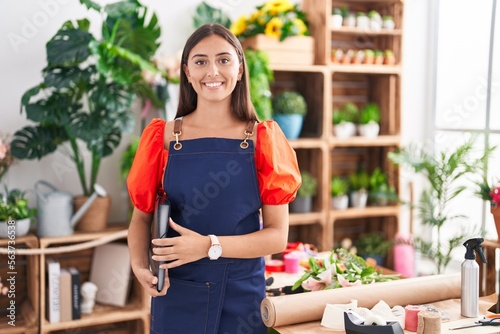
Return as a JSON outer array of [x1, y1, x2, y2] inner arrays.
[[405, 305, 426, 331], [417, 311, 441, 334]]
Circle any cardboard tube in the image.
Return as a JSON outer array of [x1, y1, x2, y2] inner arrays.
[[260, 273, 461, 328]]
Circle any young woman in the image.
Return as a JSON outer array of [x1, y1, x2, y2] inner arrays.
[[127, 23, 301, 333]]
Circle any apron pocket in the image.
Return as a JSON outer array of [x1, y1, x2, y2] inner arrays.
[[151, 277, 213, 334]]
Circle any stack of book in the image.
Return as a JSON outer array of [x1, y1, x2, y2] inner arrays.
[[46, 259, 81, 323]]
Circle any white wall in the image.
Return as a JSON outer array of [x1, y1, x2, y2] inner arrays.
[[0, 0, 430, 227]]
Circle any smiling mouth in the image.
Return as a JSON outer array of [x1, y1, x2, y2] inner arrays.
[[204, 82, 223, 87]]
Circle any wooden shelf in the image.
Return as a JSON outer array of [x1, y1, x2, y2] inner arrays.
[[329, 135, 401, 147], [290, 138, 326, 149], [329, 64, 402, 74], [330, 27, 402, 36], [289, 212, 325, 226], [330, 205, 400, 220]]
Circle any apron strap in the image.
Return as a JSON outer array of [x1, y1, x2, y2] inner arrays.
[[240, 120, 256, 149], [172, 118, 183, 150]]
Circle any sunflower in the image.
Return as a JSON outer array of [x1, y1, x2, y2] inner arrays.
[[292, 18, 308, 35], [262, 0, 294, 16], [264, 17, 284, 38], [230, 16, 249, 36]]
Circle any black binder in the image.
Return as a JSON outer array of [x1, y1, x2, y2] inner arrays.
[[150, 196, 170, 292]]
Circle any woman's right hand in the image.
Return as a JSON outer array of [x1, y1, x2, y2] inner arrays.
[[134, 266, 170, 297]]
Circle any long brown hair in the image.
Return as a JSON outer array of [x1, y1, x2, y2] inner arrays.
[[176, 23, 258, 122]]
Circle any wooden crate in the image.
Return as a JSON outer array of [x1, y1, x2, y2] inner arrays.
[[0, 234, 39, 334], [242, 35, 314, 66]]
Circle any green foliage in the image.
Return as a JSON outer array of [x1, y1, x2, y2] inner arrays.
[[272, 91, 307, 116], [348, 169, 370, 191], [332, 102, 358, 124], [297, 171, 317, 198], [388, 136, 494, 274], [0, 188, 37, 221], [120, 136, 140, 183], [245, 49, 274, 120], [356, 233, 393, 257], [11, 0, 164, 196], [359, 103, 381, 124], [193, 1, 232, 29], [331, 176, 349, 197]]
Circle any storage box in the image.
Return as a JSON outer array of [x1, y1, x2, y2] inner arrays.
[[242, 35, 314, 66]]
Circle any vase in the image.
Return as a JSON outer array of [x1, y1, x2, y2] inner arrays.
[[349, 190, 368, 208], [241, 35, 314, 66], [357, 122, 380, 138], [0, 218, 31, 238], [290, 196, 313, 213], [331, 195, 348, 210], [491, 206, 500, 240], [73, 196, 111, 232], [273, 114, 304, 140], [333, 122, 356, 139]]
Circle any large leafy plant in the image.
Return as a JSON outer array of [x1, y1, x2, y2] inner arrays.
[[388, 137, 494, 274], [11, 0, 164, 196]]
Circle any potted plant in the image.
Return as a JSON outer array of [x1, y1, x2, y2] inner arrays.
[[356, 12, 369, 30], [331, 8, 343, 29], [331, 48, 344, 63], [374, 49, 385, 65], [476, 178, 500, 238], [384, 49, 396, 65], [348, 169, 370, 208], [272, 91, 308, 140], [331, 176, 349, 210], [341, 7, 356, 28], [382, 15, 395, 30], [357, 103, 381, 138], [0, 187, 37, 238], [290, 171, 318, 213], [368, 168, 397, 206], [245, 49, 274, 120], [332, 102, 358, 139], [388, 137, 493, 274], [363, 49, 375, 65], [11, 0, 164, 230], [356, 232, 393, 266], [368, 10, 382, 31]]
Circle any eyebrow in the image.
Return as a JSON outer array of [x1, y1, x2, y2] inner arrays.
[[191, 52, 233, 59]]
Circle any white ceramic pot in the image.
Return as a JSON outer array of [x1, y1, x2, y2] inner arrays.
[[343, 15, 356, 28], [383, 20, 395, 30], [333, 122, 356, 139], [331, 195, 349, 210], [356, 16, 370, 30], [350, 190, 368, 208], [0, 218, 31, 238], [331, 14, 343, 28], [357, 121, 380, 138]]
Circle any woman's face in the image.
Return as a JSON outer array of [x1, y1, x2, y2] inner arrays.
[[184, 34, 243, 105]]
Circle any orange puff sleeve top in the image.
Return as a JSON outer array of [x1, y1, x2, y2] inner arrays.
[[127, 118, 302, 213]]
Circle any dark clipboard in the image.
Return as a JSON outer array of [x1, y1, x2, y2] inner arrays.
[[150, 196, 170, 292]]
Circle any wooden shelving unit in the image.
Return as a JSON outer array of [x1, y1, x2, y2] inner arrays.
[[0, 234, 39, 334], [38, 226, 149, 334], [275, 0, 404, 259]]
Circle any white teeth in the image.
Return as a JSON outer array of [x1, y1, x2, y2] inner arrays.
[[205, 82, 222, 87]]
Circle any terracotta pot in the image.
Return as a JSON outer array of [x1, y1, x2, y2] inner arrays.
[[73, 195, 111, 232], [491, 205, 500, 240]]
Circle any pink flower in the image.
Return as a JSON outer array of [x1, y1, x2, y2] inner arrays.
[[0, 139, 6, 160], [491, 183, 500, 206], [337, 274, 362, 287], [301, 267, 333, 291]]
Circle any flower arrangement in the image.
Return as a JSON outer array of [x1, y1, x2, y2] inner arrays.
[[0, 132, 14, 184], [476, 178, 500, 208], [292, 248, 399, 292], [492, 183, 500, 208], [230, 0, 310, 41]]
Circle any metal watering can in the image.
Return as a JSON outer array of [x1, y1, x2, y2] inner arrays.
[[35, 180, 107, 237]]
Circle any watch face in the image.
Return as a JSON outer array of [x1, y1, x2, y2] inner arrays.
[[208, 245, 222, 259]]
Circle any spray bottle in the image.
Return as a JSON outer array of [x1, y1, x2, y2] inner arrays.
[[461, 238, 486, 317]]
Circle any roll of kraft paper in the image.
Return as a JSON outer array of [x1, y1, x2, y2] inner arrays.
[[260, 273, 460, 328]]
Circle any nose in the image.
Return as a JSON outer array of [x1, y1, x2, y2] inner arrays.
[[207, 63, 219, 77]]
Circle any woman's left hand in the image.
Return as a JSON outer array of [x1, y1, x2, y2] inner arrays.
[[151, 219, 210, 268]]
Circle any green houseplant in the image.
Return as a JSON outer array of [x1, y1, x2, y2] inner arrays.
[[348, 169, 370, 208], [0, 188, 37, 237], [388, 137, 493, 274], [331, 176, 349, 210], [357, 103, 381, 138], [290, 171, 317, 213], [11, 0, 163, 198], [272, 91, 308, 140], [356, 232, 393, 265], [193, 1, 232, 29], [244, 49, 274, 121], [332, 102, 358, 139]]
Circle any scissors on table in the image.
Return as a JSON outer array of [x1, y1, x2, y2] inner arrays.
[[449, 317, 500, 330]]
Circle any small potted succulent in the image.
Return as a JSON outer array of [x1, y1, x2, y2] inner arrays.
[[331, 49, 344, 63], [332, 102, 358, 139], [342, 8, 356, 28], [331, 8, 343, 28], [368, 168, 398, 206], [331, 176, 349, 210], [357, 103, 381, 138], [290, 171, 318, 213], [356, 12, 369, 30], [0, 188, 37, 238], [384, 49, 396, 65], [348, 170, 370, 208], [363, 49, 375, 65], [382, 15, 395, 30], [374, 50, 385, 65], [368, 10, 382, 31], [272, 91, 308, 140]]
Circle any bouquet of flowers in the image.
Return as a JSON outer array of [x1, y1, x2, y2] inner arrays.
[[477, 178, 500, 209], [292, 248, 400, 292], [0, 132, 14, 184], [491, 182, 500, 208], [230, 0, 310, 41]]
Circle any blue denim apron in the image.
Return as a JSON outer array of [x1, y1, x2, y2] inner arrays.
[[150, 120, 267, 334]]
